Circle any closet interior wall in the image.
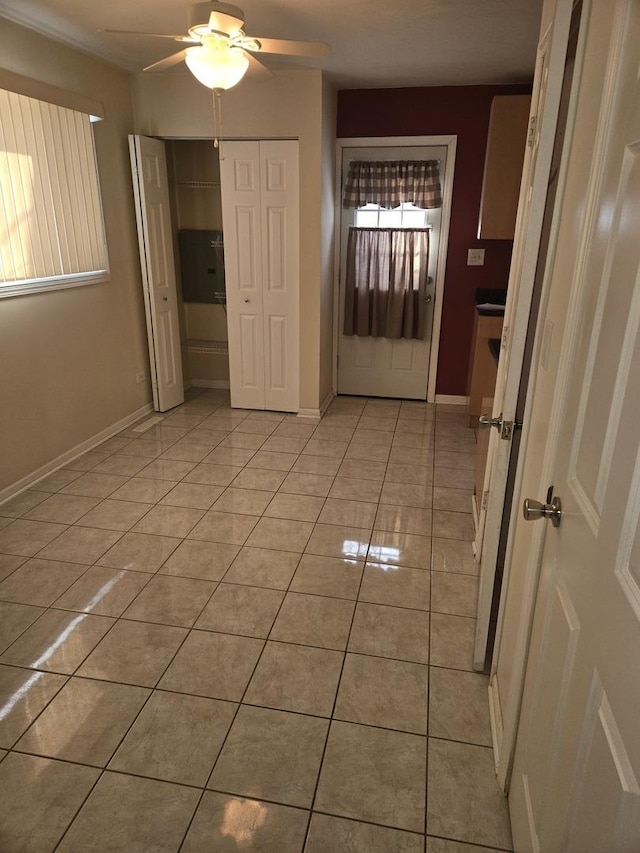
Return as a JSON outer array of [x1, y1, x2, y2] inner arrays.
[[167, 139, 230, 390]]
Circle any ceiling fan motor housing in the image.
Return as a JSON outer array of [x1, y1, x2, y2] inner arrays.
[[188, 2, 245, 35]]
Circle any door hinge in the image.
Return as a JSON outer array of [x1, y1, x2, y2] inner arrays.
[[482, 490, 489, 511], [527, 115, 537, 148], [501, 325, 510, 350]]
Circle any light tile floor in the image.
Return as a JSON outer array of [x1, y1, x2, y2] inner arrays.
[[0, 391, 512, 853]]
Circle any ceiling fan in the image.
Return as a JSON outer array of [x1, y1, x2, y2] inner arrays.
[[101, 1, 330, 90]]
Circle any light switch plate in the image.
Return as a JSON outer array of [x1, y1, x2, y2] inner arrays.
[[467, 248, 485, 266]]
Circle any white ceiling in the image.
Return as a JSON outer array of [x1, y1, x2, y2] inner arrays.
[[0, 0, 542, 89]]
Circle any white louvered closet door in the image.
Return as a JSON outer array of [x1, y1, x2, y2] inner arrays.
[[220, 140, 299, 412]]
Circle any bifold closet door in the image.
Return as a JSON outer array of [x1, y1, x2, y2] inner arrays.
[[220, 140, 299, 412]]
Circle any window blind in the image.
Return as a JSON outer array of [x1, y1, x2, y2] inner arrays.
[[0, 88, 108, 291]]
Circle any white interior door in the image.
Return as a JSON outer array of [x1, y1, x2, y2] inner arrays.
[[220, 140, 299, 412], [473, 3, 573, 668], [129, 134, 184, 412], [508, 2, 640, 848], [337, 145, 445, 400]]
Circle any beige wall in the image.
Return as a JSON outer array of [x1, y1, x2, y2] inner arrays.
[[132, 69, 329, 411], [319, 78, 337, 407], [0, 19, 150, 493]]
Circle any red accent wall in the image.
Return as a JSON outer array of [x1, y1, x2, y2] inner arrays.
[[337, 84, 531, 396]]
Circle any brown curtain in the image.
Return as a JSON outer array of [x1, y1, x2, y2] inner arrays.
[[343, 160, 442, 209], [343, 228, 430, 340]]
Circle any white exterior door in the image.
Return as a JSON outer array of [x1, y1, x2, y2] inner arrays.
[[473, 3, 574, 667], [337, 145, 447, 400], [220, 140, 299, 412], [508, 2, 640, 848], [129, 134, 184, 413]]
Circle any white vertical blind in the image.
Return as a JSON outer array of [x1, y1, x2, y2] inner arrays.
[[0, 88, 108, 290]]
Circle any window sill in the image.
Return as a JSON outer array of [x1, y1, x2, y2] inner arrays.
[[0, 270, 111, 299]]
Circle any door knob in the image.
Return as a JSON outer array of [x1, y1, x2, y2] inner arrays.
[[479, 415, 502, 429], [522, 496, 562, 528]]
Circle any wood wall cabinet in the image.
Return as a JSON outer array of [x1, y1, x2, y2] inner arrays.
[[477, 94, 531, 240]]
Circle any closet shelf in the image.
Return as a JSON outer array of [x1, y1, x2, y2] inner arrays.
[[186, 339, 229, 355], [176, 180, 220, 189]]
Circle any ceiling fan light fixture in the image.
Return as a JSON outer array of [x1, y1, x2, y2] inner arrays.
[[184, 42, 249, 89]]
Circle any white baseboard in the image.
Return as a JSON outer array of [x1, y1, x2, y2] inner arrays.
[[435, 394, 469, 405], [297, 390, 335, 420], [190, 379, 230, 390], [0, 402, 154, 505]]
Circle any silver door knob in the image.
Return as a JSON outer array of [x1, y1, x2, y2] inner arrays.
[[522, 496, 562, 528], [479, 415, 502, 429]]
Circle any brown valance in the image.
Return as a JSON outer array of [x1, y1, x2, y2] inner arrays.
[[343, 160, 441, 209]]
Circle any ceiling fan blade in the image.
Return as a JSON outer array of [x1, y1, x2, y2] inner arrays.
[[250, 37, 330, 57], [245, 52, 275, 82], [143, 49, 189, 72], [100, 28, 198, 43]]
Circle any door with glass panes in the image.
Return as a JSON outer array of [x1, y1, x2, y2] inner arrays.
[[337, 145, 446, 399]]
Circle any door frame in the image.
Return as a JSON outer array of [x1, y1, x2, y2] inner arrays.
[[332, 135, 457, 403]]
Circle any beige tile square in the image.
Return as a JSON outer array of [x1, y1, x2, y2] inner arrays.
[[305, 523, 370, 561], [233, 420, 277, 436], [53, 566, 152, 616], [270, 592, 354, 651], [213, 487, 273, 516], [208, 705, 328, 807], [368, 530, 431, 570], [159, 482, 224, 509], [380, 482, 433, 509], [279, 472, 334, 497], [138, 459, 197, 481], [0, 601, 45, 652], [429, 667, 492, 746], [274, 421, 317, 439], [290, 554, 363, 600], [159, 630, 263, 700], [123, 575, 215, 627], [349, 602, 429, 664], [359, 563, 430, 610], [426, 838, 503, 853], [392, 432, 433, 450], [247, 450, 298, 471], [263, 492, 324, 522], [337, 459, 387, 481], [220, 432, 267, 450], [0, 666, 67, 747], [303, 439, 348, 458], [133, 505, 205, 538], [315, 720, 426, 832], [0, 609, 114, 674], [189, 510, 259, 545], [230, 468, 288, 491], [385, 463, 433, 487], [204, 447, 255, 466], [97, 531, 180, 573], [244, 640, 343, 716], [306, 814, 423, 853], [0, 553, 25, 580], [329, 477, 382, 503], [25, 494, 100, 524], [261, 435, 308, 454], [159, 539, 239, 581], [344, 443, 390, 463], [38, 526, 121, 564], [109, 690, 236, 786], [427, 738, 512, 849], [335, 653, 428, 734], [430, 612, 476, 671], [374, 504, 432, 536], [118, 438, 169, 459], [56, 771, 199, 853], [0, 490, 50, 519], [246, 517, 313, 552], [0, 559, 88, 606], [109, 477, 174, 504], [16, 677, 149, 766], [0, 753, 99, 851], [318, 498, 376, 529], [182, 792, 308, 853], [159, 443, 212, 463], [223, 547, 300, 589], [77, 619, 187, 686], [433, 487, 474, 514], [432, 538, 478, 575], [59, 472, 129, 498], [434, 450, 475, 470], [431, 572, 479, 617], [291, 455, 341, 476], [433, 466, 474, 490], [0, 519, 67, 557], [389, 446, 434, 467], [433, 510, 475, 541], [64, 451, 111, 472], [196, 583, 283, 637], [91, 455, 149, 476], [351, 429, 392, 448], [37, 470, 83, 492], [75, 499, 150, 532]]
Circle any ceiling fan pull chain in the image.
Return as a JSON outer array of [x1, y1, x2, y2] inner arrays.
[[212, 88, 223, 150]]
